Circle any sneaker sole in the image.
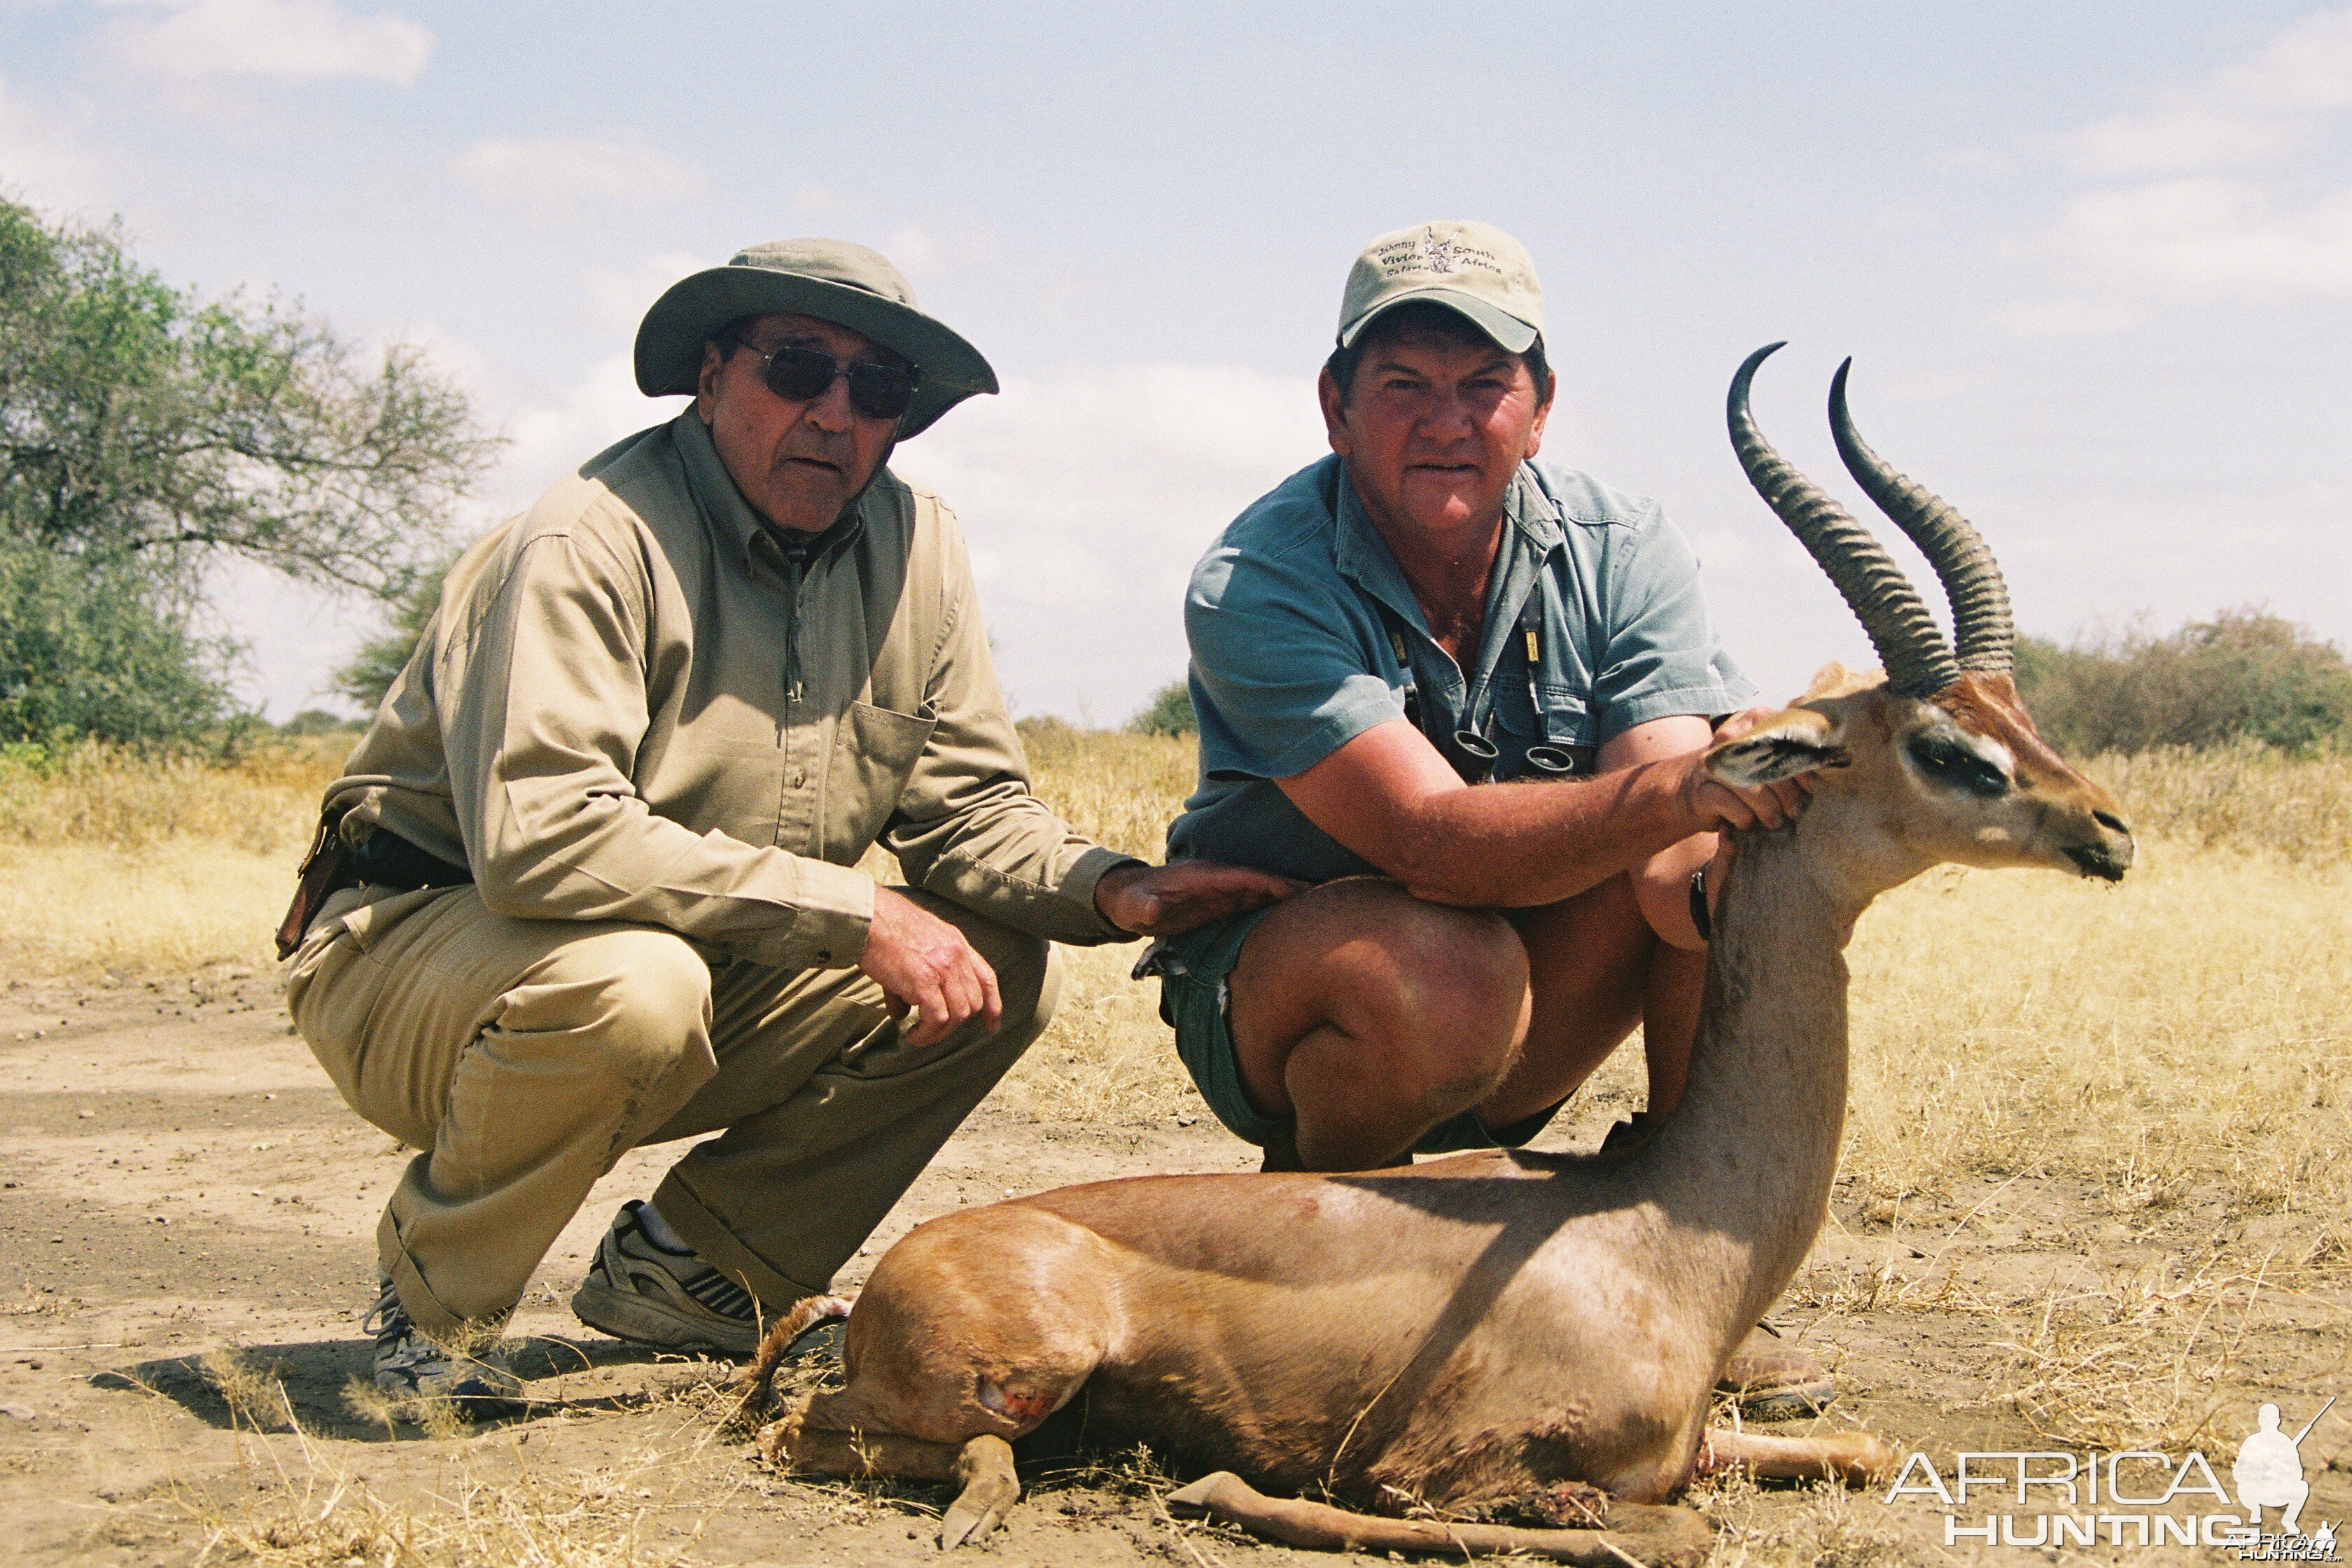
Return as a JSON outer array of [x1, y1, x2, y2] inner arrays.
[[570, 1278, 760, 1358], [1720, 1377, 1838, 1420]]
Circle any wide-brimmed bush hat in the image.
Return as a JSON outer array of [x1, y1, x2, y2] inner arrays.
[[634, 239, 997, 438]]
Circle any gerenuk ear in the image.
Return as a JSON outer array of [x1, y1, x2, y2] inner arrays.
[[1705, 708, 1848, 788]]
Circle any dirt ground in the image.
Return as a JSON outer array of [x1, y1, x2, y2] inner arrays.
[[4, 968, 2346, 1567]]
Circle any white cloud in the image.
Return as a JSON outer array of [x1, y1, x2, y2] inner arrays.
[[581, 251, 705, 335], [2061, 108, 2300, 178], [0, 78, 109, 212], [892, 363, 1326, 718], [2199, 5, 2352, 115], [495, 351, 684, 508], [2041, 176, 2352, 302], [454, 136, 704, 223], [1989, 298, 2144, 340], [2055, 6, 2352, 176], [103, 0, 433, 86], [877, 221, 993, 282], [2018, 8, 2352, 307]]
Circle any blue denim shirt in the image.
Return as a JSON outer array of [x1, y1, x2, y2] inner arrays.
[[1166, 454, 1755, 886]]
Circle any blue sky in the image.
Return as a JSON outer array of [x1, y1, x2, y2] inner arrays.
[[5, 1, 2348, 721]]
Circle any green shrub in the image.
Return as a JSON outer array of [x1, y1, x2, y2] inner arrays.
[[2015, 608, 2352, 756], [0, 539, 234, 745], [332, 551, 454, 714], [279, 708, 360, 737], [1128, 678, 1198, 738]]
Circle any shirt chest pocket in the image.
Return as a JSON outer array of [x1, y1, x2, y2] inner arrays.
[[1493, 680, 1597, 747], [1492, 682, 1599, 778], [1536, 685, 1597, 750], [822, 700, 937, 862]]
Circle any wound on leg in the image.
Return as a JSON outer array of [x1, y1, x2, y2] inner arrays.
[[976, 1375, 1057, 1424]]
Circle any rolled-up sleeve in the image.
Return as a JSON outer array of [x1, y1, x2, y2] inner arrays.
[[1590, 508, 1756, 741], [1187, 545, 1405, 783], [881, 517, 1139, 945], [439, 527, 875, 969]]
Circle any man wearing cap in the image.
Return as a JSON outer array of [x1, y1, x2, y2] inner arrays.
[[1163, 223, 1793, 1185], [281, 240, 1293, 1407], [1154, 219, 1826, 1406]]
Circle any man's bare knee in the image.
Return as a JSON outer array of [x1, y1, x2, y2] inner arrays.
[[1332, 896, 1527, 1105], [1379, 896, 1525, 1015], [1631, 834, 1714, 951]]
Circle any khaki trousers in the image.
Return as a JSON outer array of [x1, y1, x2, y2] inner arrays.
[[286, 883, 1057, 1337]]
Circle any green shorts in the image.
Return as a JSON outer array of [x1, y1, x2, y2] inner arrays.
[[1145, 904, 1566, 1156]]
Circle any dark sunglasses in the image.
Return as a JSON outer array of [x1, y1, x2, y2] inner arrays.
[[734, 338, 919, 423]]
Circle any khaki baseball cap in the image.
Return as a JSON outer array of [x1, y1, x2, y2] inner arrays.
[[1338, 220, 1544, 354]]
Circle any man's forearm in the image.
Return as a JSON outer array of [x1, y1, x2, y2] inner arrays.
[[1383, 757, 1705, 908]]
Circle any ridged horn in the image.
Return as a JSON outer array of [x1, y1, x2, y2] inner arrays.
[[1828, 358, 2015, 673], [1728, 344, 1959, 698]]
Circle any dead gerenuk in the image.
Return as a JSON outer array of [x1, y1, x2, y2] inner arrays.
[[732, 345, 2138, 1564]]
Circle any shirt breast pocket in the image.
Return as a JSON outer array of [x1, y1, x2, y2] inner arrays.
[[1539, 686, 1597, 750], [823, 700, 937, 861]]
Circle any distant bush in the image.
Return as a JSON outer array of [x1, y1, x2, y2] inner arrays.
[[2015, 609, 2352, 756], [279, 708, 361, 737], [1128, 678, 1198, 738], [332, 551, 454, 715], [0, 537, 237, 745]]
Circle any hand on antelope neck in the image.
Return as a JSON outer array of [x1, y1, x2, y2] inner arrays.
[[1093, 860, 1304, 937]]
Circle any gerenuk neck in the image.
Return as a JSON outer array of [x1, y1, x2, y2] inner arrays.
[[1626, 827, 1854, 1335]]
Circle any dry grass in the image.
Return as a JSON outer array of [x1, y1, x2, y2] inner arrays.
[[167, 1422, 734, 1567], [1013, 719, 1196, 862], [2086, 740, 2352, 863], [1840, 847, 2351, 1217], [1782, 846, 2350, 1452], [118, 1348, 755, 1567], [0, 736, 346, 852], [10, 726, 2351, 1520], [986, 724, 1205, 1124], [1696, 1470, 1928, 1567], [0, 735, 344, 975]]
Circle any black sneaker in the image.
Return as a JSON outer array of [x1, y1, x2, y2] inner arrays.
[[570, 1200, 762, 1357], [363, 1278, 524, 1413]]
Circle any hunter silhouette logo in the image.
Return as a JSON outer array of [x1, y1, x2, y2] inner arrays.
[[1883, 1393, 2339, 1555], [2236, 1399, 2332, 1535]]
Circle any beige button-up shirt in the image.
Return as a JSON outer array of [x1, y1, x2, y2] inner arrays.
[[322, 412, 1136, 970]]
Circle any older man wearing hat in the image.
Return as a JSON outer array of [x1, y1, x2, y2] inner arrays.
[[281, 240, 1292, 1406], [1152, 220, 1828, 1408]]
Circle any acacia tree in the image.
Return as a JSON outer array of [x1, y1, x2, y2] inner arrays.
[[0, 197, 498, 742]]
